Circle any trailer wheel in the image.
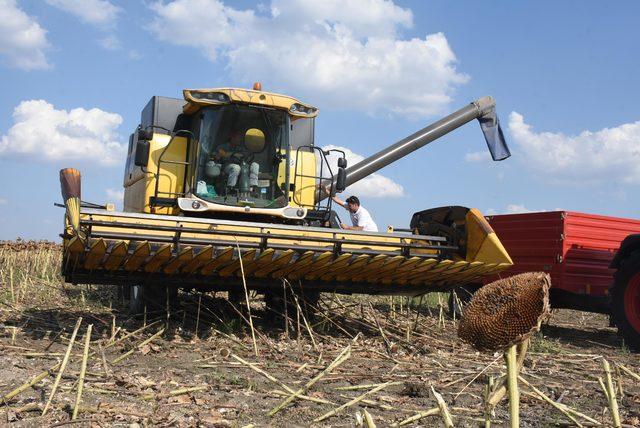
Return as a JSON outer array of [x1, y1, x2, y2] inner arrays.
[[611, 253, 640, 351]]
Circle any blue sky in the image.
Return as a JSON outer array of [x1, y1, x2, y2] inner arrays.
[[1, 0, 639, 241]]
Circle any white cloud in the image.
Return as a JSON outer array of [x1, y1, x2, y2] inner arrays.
[[106, 188, 124, 209], [508, 112, 640, 185], [322, 144, 404, 198], [148, 0, 468, 117], [45, 0, 120, 27], [464, 151, 489, 163], [0, 99, 126, 166], [485, 204, 533, 216], [504, 204, 532, 214], [98, 35, 121, 50], [0, 197, 7, 205], [0, 0, 50, 70], [128, 50, 142, 60]]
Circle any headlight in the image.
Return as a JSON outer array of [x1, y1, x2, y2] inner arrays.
[[191, 92, 230, 103], [290, 103, 317, 116], [283, 207, 306, 218]]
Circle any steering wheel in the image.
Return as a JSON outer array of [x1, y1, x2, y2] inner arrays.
[[230, 151, 254, 163]]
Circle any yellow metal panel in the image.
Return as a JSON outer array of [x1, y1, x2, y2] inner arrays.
[[364, 256, 406, 283], [271, 251, 314, 278], [452, 262, 496, 282], [81, 211, 417, 256], [475, 233, 513, 265], [343, 254, 387, 282], [396, 259, 439, 284], [218, 249, 257, 277], [442, 261, 484, 278], [380, 257, 422, 284], [465, 209, 512, 265], [163, 247, 194, 274], [254, 250, 295, 278], [295, 148, 317, 208], [66, 235, 85, 254], [404, 260, 454, 283], [123, 241, 151, 272], [241, 248, 276, 276], [84, 239, 107, 270], [322, 254, 370, 281], [200, 247, 234, 275], [305, 254, 353, 280], [461, 262, 511, 283], [182, 245, 214, 274], [411, 261, 470, 284], [144, 244, 172, 273], [183, 88, 317, 117], [123, 134, 188, 215], [429, 261, 484, 286], [287, 252, 334, 280], [423, 260, 469, 280], [68, 206, 513, 288], [103, 241, 128, 270]]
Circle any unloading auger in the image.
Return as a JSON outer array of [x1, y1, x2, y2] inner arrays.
[[59, 84, 513, 308]]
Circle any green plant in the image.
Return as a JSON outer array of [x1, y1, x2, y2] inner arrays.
[[529, 332, 563, 354]]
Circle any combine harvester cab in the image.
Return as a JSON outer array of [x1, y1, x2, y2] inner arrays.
[[59, 85, 513, 303]]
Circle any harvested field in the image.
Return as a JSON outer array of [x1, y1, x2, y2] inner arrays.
[[0, 241, 639, 427]]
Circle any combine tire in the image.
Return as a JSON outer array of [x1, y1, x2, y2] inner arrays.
[[129, 284, 178, 315], [228, 290, 245, 306], [611, 253, 640, 351], [264, 290, 320, 322]]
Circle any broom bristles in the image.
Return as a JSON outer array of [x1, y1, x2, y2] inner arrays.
[[60, 168, 81, 202], [60, 168, 81, 232]]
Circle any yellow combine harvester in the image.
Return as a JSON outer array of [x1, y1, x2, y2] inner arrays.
[[59, 83, 513, 310]]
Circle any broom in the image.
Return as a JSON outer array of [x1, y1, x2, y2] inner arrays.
[[59, 168, 82, 236]]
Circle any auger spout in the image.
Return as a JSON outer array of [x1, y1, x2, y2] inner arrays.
[[332, 96, 510, 191]]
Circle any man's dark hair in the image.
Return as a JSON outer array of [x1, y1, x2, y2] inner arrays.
[[345, 196, 360, 206]]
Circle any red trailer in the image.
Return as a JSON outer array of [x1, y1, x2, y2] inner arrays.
[[485, 211, 640, 314]]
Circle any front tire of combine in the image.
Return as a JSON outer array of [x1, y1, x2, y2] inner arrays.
[[129, 284, 178, 316], [264, 290, 320, 323], [611, 253, 640, 351], [129, 285, 144, 315]]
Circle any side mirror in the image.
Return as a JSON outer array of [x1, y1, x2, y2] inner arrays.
[[138, 127, 153, 141], [134, 140, 150, 167], [337, 157, 347, 168], [336, 167, 347, 192]]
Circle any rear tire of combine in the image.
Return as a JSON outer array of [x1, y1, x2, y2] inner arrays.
[[611, 253, 640, 351]]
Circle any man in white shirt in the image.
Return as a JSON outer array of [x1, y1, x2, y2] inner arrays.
[[322, 187, 378, 232]]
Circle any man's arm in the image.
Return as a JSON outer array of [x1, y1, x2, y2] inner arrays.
[[320, 185, 361, 229], [321, 185, 346, 208], [342, 224, 364, 230]]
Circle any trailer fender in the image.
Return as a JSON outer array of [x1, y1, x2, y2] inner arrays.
[[611, 234, 640, 269]]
